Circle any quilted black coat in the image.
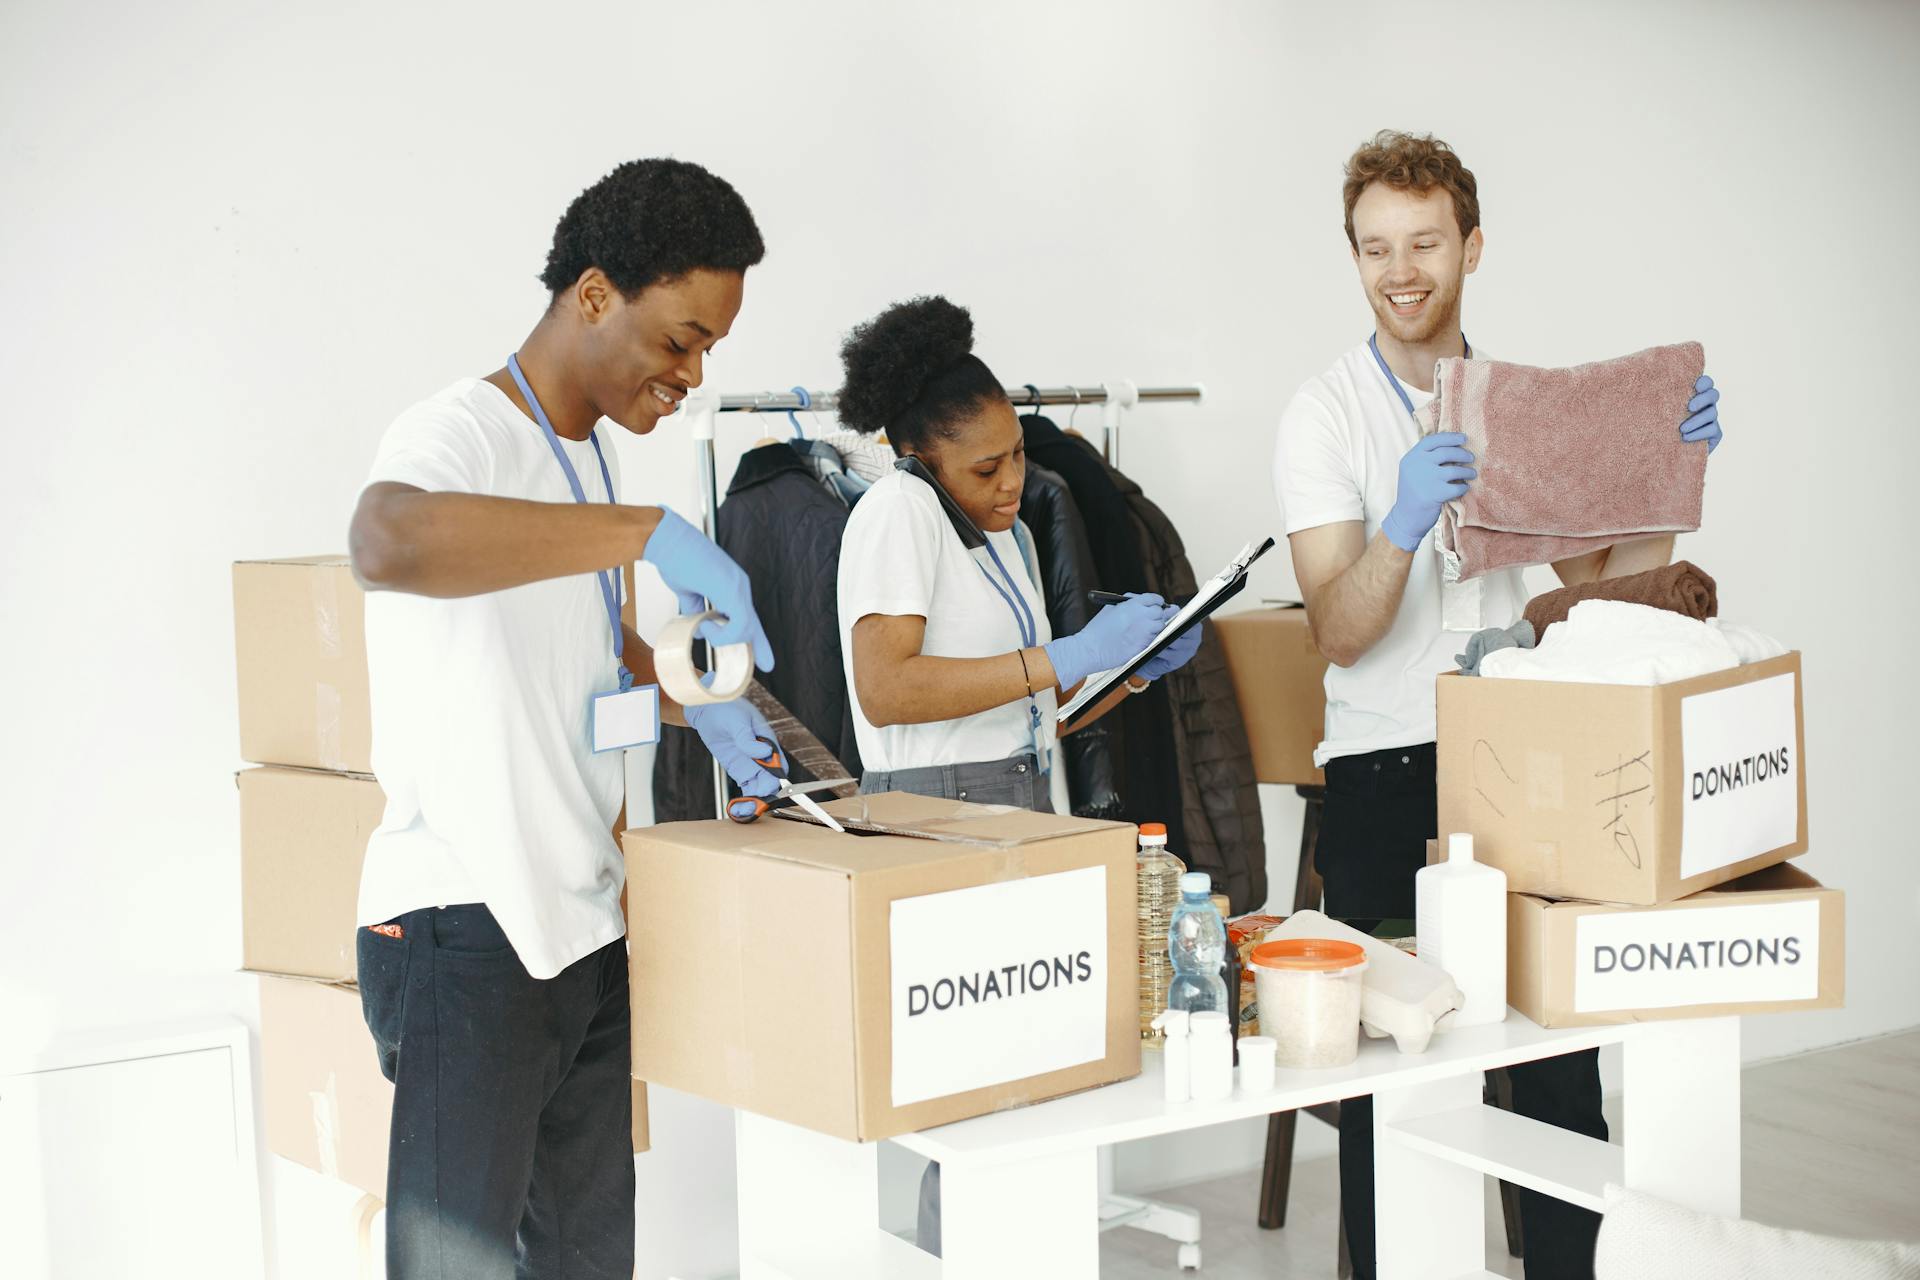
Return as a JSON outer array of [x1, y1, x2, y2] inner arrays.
[[1022, 414, 1188, 850], [651, 444, 861, 822], [1021, 462, 1121, 819]]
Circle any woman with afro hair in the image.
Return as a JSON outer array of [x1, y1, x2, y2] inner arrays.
[[834, 296, 1206, 1251]]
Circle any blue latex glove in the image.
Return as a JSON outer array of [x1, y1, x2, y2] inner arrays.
[[643, 505, 775, 671], [683, 699, 781, 799], [1381, 432, 1476, 552], [1681, 375, 1722, 453], [1138, 620, 1203, 682], [1044, 593, 1173, 690]]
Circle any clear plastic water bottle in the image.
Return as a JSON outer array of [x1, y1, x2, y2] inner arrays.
[[1168, 871, 1229, 1016]]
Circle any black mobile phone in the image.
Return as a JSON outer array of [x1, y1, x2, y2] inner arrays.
[[893, 455, 987, 550]]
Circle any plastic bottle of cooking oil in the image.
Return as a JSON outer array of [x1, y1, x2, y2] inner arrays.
[[1137, 822, 1185, 1041]]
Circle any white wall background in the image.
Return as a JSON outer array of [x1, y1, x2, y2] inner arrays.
[[4, 0, 1918, 1275]]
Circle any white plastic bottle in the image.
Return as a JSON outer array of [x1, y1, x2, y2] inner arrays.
[[1188, 1011, 1234, 1102], [1150, 1008, 1191, 1103], [1415, 832, 1508, 1027]]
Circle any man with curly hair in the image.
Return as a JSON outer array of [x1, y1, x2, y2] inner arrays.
[[1274, 131, 1725, 1279], [346, 158, 784, 1278]]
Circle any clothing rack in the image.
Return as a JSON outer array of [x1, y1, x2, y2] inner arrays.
[[680, 380, 1203, 817]]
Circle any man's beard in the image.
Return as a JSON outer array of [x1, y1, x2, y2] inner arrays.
[[1373, 278, 1461, 345]]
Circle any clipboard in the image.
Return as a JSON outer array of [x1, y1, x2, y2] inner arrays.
[[1056, 536, 1276, 730]]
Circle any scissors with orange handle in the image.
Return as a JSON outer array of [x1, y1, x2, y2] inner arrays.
[[725, 744, 851, 833]]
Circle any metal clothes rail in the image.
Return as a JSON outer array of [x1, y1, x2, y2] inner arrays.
[[678, 379, 1204, 817]]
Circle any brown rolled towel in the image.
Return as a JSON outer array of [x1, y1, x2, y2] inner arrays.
[[1522, 561, 1718, 636]]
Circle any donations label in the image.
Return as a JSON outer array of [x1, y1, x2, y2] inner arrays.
[[888, 864, 1108, 1106], [1679, 672, 1800, 880], [1573, 897, 1821, 1013]]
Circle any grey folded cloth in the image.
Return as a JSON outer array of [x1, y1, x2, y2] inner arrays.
[[1455, 619, 1536, 676]]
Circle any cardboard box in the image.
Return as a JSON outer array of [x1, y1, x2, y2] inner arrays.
[[1507, 863, 1843, 1028], [1437, 652, 1808, 905], [1213, 605, 1330, 787], [239, 766, 384, 984], [624, 793, 1141, 1142], [234, 556, 372, 773], [259, 977, 393, 1196], [259, 976, 649, 1197]]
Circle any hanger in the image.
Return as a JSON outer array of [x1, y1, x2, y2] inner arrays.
[[784, 386, 818, 441], [1021, 383, 1041, 420], [1066, 385, 1085, 437]]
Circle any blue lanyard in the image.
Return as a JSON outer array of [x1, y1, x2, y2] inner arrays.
[[977, 535, 1047, 767], [978, 539, 1039, 649], [506, 353, 630, 691], [1368, 332, 1471, 419]]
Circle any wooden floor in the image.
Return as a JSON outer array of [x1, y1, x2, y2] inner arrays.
[[1099, 1029, 1920, 1278]]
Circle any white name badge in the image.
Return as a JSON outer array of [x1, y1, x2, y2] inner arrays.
[[591, 684, 660, 754]]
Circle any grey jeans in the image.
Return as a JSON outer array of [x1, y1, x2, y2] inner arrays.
[[859, 752, 1054, 813], [860, 751, 1052, 1257]]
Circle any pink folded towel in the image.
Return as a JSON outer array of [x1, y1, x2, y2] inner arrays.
[[1416, 343, 1709, 579]]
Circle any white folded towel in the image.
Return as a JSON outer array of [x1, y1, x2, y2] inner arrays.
[[1595, 1184, 1920, 1280], [1479, 600, 1741, 685]]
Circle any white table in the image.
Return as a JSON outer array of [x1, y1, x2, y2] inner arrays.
[[731, 1011, 1740, 1280]]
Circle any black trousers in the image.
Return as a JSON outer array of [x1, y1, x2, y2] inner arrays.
[[357, 904, 635, 1279], [1321, 744, 1606, 1280]]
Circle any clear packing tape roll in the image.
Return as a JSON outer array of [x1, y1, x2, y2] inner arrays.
[[653, 610, 754, 706]]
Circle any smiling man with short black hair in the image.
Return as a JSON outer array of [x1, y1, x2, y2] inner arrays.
[[347, 158, 785, 1279]]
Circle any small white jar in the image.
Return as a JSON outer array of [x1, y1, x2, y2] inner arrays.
[[1237, 1035, 1278, 1093]]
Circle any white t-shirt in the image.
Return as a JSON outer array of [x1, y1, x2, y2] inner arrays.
[[837, 468, 1056, 774], [356, 378, 628, 980], [1273, 340, 1529, 766]]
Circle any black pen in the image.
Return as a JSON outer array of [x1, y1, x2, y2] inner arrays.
[[1089, 589, 1191, 608]]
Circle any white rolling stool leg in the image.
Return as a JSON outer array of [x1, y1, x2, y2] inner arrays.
[[1097, 1143, 1202, 1267]]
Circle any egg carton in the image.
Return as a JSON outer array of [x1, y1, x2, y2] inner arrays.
[[1267, 910, 1464, 1055]]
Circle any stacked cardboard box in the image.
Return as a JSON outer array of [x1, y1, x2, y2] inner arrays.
[[1433, 651, 1843, 1027], [233, 557, 649, 1196]]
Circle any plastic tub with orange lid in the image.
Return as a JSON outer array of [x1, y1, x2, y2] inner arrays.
[[1246, 938, 1369, 1068]]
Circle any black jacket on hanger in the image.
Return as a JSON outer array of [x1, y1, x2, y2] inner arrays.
[[1101, 452, 1268, 914], [652, 443, 861, 822], [1021, 461, 1121, 819], [1021, 413, 1186, 849]]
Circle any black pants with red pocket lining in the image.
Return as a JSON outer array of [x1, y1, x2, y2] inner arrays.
[[357, 903, 634, 1279], [1320, 743, 1607, 1280]]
